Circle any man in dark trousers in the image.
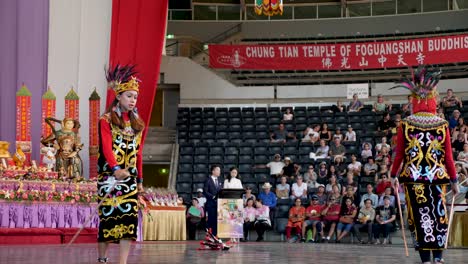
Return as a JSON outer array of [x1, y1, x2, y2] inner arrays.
[[203, 164, 223, 236]]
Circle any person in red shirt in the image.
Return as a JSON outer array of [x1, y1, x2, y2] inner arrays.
[[97, 65, 145, 264], [285, 198, 305, 241], [390, 66, 458, 264], [375, 174, 392, 195], [301, 195, 323, 243], [321, 197, 341, 242]]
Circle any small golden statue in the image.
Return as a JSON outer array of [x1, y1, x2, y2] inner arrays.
[[0, 141, 10, 158], [41, 117, 84, 180], [12, 145, 26, 169]]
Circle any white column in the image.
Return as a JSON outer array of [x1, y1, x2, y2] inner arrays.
[[47, 0, 112, 178]]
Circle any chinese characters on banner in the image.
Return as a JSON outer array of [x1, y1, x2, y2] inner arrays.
[[209, 34, 468, 70]]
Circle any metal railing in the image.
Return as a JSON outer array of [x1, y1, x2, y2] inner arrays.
[[168, 0, 467, 21]]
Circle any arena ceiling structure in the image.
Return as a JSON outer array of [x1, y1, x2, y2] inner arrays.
[[167, 0, 468, 86]]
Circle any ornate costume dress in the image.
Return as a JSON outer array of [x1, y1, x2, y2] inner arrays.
[[97, 112, 143, 242], [392, 113, 456, 250], [390, 67, 457, 259]]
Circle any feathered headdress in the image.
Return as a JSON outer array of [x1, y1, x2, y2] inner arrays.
[[390, 65, 441, 99], [105, 64, 139, 94]]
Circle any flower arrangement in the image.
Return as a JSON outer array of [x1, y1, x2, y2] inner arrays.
[[141, 187, 182, 207], [0, 189, 98, 204]]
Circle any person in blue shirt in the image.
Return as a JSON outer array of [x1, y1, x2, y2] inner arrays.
[[258, 182, 277, 227], [448, 109, 460, 130]]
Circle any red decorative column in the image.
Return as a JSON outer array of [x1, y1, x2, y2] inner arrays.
[[65, 88, 79, 120], [16, 84, 32, 164], [88, 88, 100, 179], [40, 87, 56, 165]]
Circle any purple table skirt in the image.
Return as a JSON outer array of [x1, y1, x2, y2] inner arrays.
[[0, 201, 143, 241]]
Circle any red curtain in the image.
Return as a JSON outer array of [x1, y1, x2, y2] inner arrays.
[[107, 0, 168, 139]]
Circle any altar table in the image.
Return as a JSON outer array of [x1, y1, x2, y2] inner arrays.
[[142, 206, 186, 241]]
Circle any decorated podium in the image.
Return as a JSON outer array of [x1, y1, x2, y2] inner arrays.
[[217, 189, 244, 239]]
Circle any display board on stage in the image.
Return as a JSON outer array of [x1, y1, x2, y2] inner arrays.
[[217, 198, 244, 239]]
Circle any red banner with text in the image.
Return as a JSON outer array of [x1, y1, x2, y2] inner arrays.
[[209, 34, 468, 70]]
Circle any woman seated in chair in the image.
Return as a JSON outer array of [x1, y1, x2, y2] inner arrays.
[[285, 198, 305, 242], [335, 197, 357, 243], [254, 199, 271, 242]]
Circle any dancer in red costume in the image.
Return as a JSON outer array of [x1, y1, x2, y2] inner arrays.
[[390, 66, 459, 264], [96, 65, 145, 263]]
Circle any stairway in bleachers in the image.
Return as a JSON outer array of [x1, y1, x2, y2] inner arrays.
[[143, 126, 176, 163]]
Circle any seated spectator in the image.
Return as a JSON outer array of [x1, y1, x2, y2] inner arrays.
[[353, 198, 376, 244], [195, 188, 207, 208], [375, 173, 392, 195], [258, 182, 277, 223], [378, 187, 395, 207], [363, 157, 378, 178], [283, 108, 294, 121], [315, 184, 328, 205], [301, 195, 324, 243], [336, 197, 357, 243], [329, 137, 346, 162], [360, 184, 379, 209], [242, 186, 256, 205], [285, 198, 306, 241], [344, 125, 356, 142], [402, 95, 413, 116], [377, 112, 395, 137], [348, 93, 364, 112], [334, 155, 347, 180], [341, 185, 359, 208], [373, 94, 391, 112], [452, 118, 467, 141], [303, 164, 319, 192], [456, 164, 468, 194], [319, 123, 332, 142], [341, 172, 358, 197], [333, 128, 343, 141], [437, 107, 446, 119], [457, 143, 468, 164], [270, 123, 296, 143], [347, 154, 362, 177], [361, 143, 373, 161], [256, 153, 285, 184], [328, 184, 342, 203], [328, 165, 338, 178], [321, 197, 341, 242], [452, 133, 466, 153], [276, 176, 290, 199], [331, 99, 345, 113], [375, 146, 391, 167], [290, 176, 308, 200], [254, 199, 272, 242], [241, 198, 256, 242], [186, 198, 205, 240], [326, 175, 341, 194], [317, 161, 329, 185], [223, 167, 243, 189], [310, 139, 329, 160], [375, 137, 390, 153], [302, 124, 320, 142], [373, 196, 396, 244], [281, 157, 301, 182], [449, 110, 461, 130], [442, 88, 462, 108]]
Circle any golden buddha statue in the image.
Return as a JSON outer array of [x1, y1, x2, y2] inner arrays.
[[41, 117, 84, 180]]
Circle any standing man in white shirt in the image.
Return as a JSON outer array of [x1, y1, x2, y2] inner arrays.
[[254, 154, 285, 185]]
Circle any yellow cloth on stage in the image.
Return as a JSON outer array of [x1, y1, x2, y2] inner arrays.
[[449, 212, 468, 247], [142, 208, 186, 241]]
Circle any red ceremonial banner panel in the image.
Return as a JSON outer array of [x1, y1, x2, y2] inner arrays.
[[209, 34, 468, 70]]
